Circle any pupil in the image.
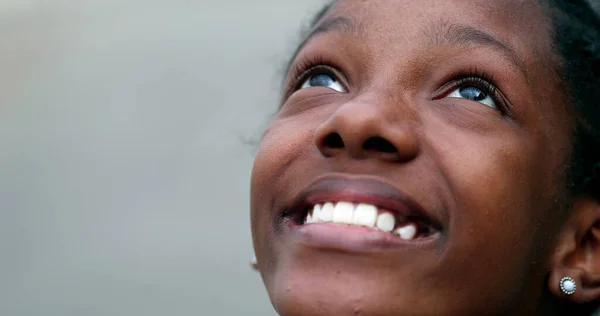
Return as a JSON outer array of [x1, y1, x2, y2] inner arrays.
[[459, 86, 486, 101], [310, 74, 334, 87]]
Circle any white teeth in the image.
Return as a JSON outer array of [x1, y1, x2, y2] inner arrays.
[[394, 223, 417, 240], [333, 202, 354, 224], [303, 202, 422, 240], [320, 202, 334, 222], [376, 212, 395, 232], [352, 203, 377, 227], [312, 204, 322, 222]]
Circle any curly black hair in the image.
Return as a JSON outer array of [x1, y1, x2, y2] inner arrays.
[[543, 0, 600, 203], [544, 2, 600, 314]]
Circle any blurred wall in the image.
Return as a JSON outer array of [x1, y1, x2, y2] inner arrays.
[[0, 1, 323, 315], [4, 1, 599, 316]]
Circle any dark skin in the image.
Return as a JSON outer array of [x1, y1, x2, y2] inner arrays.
[[251, 0, 600, 315]]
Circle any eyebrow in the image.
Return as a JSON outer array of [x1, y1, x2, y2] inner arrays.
[[285, 16, 528, 79], [424, 21, 527, 76]]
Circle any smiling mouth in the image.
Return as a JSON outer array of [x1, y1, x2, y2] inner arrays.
[[302, 201, 436, 240], [284, 175, 442, 246]]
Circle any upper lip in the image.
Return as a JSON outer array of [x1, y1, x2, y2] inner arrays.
[[286, 174, 442, 231]]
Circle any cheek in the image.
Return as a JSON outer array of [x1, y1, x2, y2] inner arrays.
[[251, 106, 328, 194], [430, 122, 559, 294], [250, 118, 315, 253], [446, 139, 537, 245], [251, 118, 315, 201]]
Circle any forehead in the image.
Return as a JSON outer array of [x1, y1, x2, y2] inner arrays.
[[319, 0, 552, 59], [327, 0, 545, 24]]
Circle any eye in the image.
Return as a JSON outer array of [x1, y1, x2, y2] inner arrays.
[[300, 73, 346, 93], [446, 85, 497, 109]]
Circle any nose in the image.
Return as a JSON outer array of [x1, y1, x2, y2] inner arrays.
[[314, 95, 420, 163]]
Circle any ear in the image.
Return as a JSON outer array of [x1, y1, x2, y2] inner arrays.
[[250, 254, 259, 271], [549, 196, 600, 304]]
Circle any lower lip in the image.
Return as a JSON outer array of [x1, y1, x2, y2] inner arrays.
[[288, 221, 438, 252]]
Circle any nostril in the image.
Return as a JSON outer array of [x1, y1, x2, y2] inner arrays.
[[363, 137, 397, 153], [322, 133, 344, 149]]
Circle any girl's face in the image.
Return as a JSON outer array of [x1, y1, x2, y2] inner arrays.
[[251, 0, 574, 315]]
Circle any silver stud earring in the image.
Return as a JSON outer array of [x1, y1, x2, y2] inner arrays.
[[559, 276, 576, 296]]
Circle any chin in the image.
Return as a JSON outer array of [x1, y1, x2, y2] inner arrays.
[[262, 245, 437, 316]]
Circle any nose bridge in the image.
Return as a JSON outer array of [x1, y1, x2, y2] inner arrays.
[[331, 88, 418, 133], [334, 92, 385, 132], [315, 89, 420, 162]]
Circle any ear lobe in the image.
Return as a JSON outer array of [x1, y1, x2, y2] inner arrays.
[[548, 197, 600, 304]]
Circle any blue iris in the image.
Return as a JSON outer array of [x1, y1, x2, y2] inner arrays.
[[459, 86, 487, 101], [309, 74, 337, 87]]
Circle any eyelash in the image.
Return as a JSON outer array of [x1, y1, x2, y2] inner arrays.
[[286, 55, 342, 94], [439, 70, 506, 111], [285, 60, 509, 115]]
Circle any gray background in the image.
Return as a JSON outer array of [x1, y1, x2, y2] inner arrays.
[[2, 1, 600, 316], [0, 1, 323, 315]]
